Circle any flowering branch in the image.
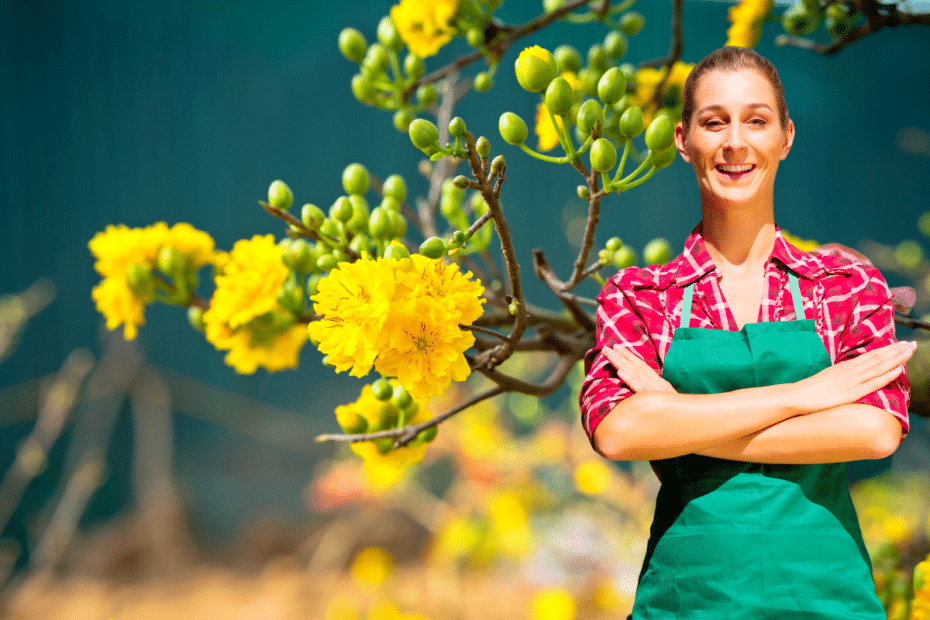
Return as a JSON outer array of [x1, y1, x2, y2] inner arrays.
[[647, 0, 684, 111]]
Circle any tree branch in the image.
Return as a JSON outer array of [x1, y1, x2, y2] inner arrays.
[[648, 0, 684, 111]]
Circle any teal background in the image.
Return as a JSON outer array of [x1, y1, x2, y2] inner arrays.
[[1, 0, 929, 549]]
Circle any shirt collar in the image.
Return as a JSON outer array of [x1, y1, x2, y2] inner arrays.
[[667, 222, 824, 288]]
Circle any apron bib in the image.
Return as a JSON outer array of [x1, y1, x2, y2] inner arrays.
[[629, 273, 884, 619]]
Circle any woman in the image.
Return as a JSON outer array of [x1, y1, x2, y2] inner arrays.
[[579, 47, 912, 619]]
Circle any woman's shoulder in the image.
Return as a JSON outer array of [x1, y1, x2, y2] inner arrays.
[[603, 256, 685, 296], [804, 243, 889, 286]]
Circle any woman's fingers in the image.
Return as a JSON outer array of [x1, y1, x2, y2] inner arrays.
[[603, 345, 676, 393]]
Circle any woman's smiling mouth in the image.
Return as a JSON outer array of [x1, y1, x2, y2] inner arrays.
[[715, 163, 755, 180]]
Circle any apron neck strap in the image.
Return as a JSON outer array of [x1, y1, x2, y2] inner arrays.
[[787, 271, 806, 320], [680, 282, 695, 329]]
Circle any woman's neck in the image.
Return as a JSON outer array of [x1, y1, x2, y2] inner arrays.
[[701, 210, 776, 278]]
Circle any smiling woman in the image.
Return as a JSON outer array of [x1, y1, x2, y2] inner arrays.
[[580, 47, 911, 620]]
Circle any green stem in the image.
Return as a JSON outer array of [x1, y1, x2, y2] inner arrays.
[[616, 165, 657, 191], [591, 272, 606, 286], [618, 152, 652, 185], [388, 49, 403, 88], [546, 105, 575, 158], [518, 142, 574, 164], [609, 0, 638, 14], [612, 137, 632, 184], [575, 135, 594, 154]]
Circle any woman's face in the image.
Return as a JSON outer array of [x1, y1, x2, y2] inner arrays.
[[675, 68, 794, 210]]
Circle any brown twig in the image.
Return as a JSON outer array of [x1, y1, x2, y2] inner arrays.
[[260, 201, 361, 261], [895, 314, 930, 331], [648, 0, 684, 112], [473, 352, 580, 397]]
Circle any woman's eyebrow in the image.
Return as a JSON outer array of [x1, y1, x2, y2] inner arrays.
[[696, 103, 775, 115]]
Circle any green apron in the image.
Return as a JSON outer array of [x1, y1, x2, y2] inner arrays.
[[629, 272, 884, 619]]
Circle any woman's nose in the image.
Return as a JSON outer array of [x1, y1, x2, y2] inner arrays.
[[723, 123, 746, 150]]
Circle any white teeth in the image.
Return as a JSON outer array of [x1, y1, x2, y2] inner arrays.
[[717, 164, 754, 173]]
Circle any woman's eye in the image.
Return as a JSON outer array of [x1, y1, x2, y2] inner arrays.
[[750, 118, 766, 126]]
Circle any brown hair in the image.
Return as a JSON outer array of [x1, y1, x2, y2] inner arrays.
[[681, 46, 789, 132]]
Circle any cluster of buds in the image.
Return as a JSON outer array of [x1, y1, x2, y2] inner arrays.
[[339, 378, 437, 454], [597, 236, 672, 270], [781, 0, 858, 39]]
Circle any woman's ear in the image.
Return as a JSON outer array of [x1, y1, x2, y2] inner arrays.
[[781, 118, 795, 160], [675, 122, 691, 163]]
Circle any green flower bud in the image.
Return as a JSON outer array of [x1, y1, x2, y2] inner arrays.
[[466, 26, 485, 48], [605, 237, 622, 253], [408, 424, 438, 447], [508, 299, 521, 316], [156, 246, 190, 276], [645, 115, 675, 152], [598, 248, 611, 266], [416, 83, 437, 107], [362, 43, 390, 75], [590, 138, 617, 173], [653, 145, 677, 169], [319, 218, 345, 245], [347, 195, 370, 234], [448, 116, 467, 138], [277, 276, 305, 313], [782, 0, 822, 36], [392, 109, 413, 132], [316, 253, 338, 272], [453, 175, 471, 189], [618, 106, 644, 138], [499, 112, 528, 145], [339, 410, 369, 435], [377, 16, 403, 51], [620, 11, 645, 35], [514, 45, 558, 93], [545, 76, 575, 116], [382, 174, 407, 203], [371, 378, 393, 401], [351, 73, 377, 102], [543, 0, 565, 12], [404, 54, 424, 80], [383, 242, 411, 260], [597, 67, 626, 105], [490, 154, 505, 175], [349, 234, 373, 257], [577, 185, 591, 200], [644, 238, 672, 265], [587, 44, 608, 74], [342, 163, 370, 196], [603, 31, 628, 58], [476, 136, 491, 159], [330, 196, 354, 223], [619, 62, 636, 83], [301, 203, 325, 230], [338, 28, 367, 63], [307, 273, 323, 297], [126, 263, 155, 300], [420, 236, 446, 259], [576, 99, 603, 135], [368, 206, 391, 239], [473, 72, 493, 92], [282, 238, 316, 272], [386, 209, 407, 239], [613, 245, 637, 268], [268, 180, 293, 210], [825, 2, 856, 39], [390, 384, 413, 410], [409, 118, 440, 151], [554, 44, 582, 74], [577, 68, 599, 97], [451, 230, 467, 245], [187, 305, 206, 332]]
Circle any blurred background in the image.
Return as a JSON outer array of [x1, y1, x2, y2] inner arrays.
[[2, 0, 930, 618]]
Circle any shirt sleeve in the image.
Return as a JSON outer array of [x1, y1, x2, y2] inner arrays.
[[833, 265, 910, 437], [579, 274, 664, 450]]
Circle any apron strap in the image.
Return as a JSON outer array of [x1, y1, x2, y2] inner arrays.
[[680, 282, 695, 329], [787, 271, 806, 320]]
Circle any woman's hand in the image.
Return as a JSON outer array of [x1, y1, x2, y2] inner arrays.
[[602, 345, 677, 394], [792, 340, 915, 415]]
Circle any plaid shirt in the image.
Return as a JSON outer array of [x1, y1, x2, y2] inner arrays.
[[580, 224, 910, 446]]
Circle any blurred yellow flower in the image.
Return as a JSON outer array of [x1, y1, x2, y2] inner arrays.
[[351, 547, 394, 588], [489, 491, 532, 558], [432, 516, 482, 562], [90, 276, 147, 340], [203, 234, 306, 374], [725, 0, 774, 48], [574, 459, 612, 496], [326, 596, 362, 620], [308, 255, 396, 377], [530, 589, 577, 620], [630, 61, 694, 124], [390, 0, 460, 58], [781, 230, 819, 252]]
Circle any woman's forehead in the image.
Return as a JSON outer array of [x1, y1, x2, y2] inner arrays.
[[692, 68, 778, 109]]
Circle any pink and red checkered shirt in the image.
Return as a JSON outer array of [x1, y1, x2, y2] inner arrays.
[[580, 224, 910, 447]]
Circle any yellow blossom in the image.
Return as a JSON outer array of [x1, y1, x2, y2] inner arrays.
[[163, 222, 215, 268], [375, 296, 474, 400], [630, 61, 694, 124], [394, 254, 485, 324], [91, 276, 147, 340], [308, 255, 396, 377], [489, 491, 532, 558], [390, 0, 460, 58], [350, 547, 394, 588], [530, 589, 577, 620], [725, 0, 774, 48], [335, 384, 432, 489], [203, 234, 306, 374], [431, 516, 482, 562], [574, 459, 612, 495]]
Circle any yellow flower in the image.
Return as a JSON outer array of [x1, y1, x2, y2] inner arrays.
[[390, 0, 460, 58], [489, 491, 532, 558], [530, 589, 577, 620], [336, 384, 432, 489], [308, 255, 396, 377], [350, 547, 394, 588], [515, 45, 559, 92], [203, 234, 306, 374], [88, 222, 215, 340], [574, 459, 612, 495], [630, 61, 694, 124], [375, 296, 474, 400], [725, 0, 773, 48], [394, 254, 484, 324]]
